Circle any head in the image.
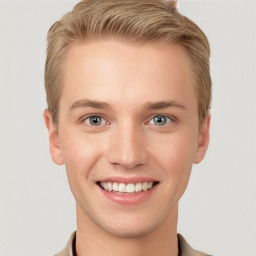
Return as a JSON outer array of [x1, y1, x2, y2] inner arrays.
[[45, 0, 211, 126], [44, 0, 211, 239]]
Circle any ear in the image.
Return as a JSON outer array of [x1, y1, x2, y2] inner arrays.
[[193, 114, 211, 164], [43, 109, 64, 165]]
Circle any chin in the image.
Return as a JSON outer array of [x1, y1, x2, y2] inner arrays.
[[88, 210, 166, 239], [75, 190, 178, 239], [100, 221, 160, 239]]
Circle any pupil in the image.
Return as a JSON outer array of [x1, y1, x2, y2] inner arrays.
[[90, 116, 101, 126], [155, 116, 166, 125]]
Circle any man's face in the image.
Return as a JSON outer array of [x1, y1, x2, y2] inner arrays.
[[45, 38, 210, 238]]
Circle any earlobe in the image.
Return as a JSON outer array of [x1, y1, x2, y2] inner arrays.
[[193, 114, 211, 164], [43, 109, 64, 165]]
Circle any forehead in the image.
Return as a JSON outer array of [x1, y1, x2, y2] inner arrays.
[[60, 38, 197, 112]]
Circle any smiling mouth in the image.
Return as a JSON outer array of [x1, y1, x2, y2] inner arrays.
[[98, 181, 159, 193]]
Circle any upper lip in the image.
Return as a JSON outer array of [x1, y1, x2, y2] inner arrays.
[[98, 176, 159, 184]]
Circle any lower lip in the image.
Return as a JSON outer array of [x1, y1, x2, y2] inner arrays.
[[97, 184, 159, 205]]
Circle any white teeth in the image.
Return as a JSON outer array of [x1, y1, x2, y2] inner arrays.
[[135, 183, 142, 192], [118, 183, 126, 193], [102, 182, 108, 191], [142, 182, 148, 191], [100, 181, 155, 193], [107, 182, 112, 191], [113, 182, 118, 192], [126, 183, 135, 193]]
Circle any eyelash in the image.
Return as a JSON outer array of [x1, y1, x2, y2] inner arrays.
[[79, 114, 110, 127], [146, 115, 174, 126], [79, 114, 177, 127]]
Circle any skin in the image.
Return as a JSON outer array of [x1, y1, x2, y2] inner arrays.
[[44, 38, 210, 256]]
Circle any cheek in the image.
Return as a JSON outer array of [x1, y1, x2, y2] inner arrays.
[[151, 130, 198, 188], [153, 130, 197, 168], [59, 132, 103, 181], [58, 133, 104, 205]]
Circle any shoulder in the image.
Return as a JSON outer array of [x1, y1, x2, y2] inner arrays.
[[54, 232, 211, 256], [178, 234, 212, 256], [54, 232, 76, 256]]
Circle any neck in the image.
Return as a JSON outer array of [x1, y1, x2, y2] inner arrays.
[[75, 203, 179, 256]]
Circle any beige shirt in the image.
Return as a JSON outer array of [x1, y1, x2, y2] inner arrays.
[[55, 232, 211, 256]]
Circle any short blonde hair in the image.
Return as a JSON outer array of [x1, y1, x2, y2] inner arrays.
[[45, 0, 211, 124]]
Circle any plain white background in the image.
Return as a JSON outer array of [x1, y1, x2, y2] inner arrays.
[[0, 0, 255, 255]]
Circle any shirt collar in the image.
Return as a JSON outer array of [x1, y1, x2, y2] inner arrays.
[[59, 231, 211, 256]]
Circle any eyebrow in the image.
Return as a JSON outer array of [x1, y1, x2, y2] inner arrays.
[[144, 100, 186, 111], [69, 99, 186, 111], [70, 99, 111, 111]]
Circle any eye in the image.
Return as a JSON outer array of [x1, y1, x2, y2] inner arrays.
[[148, 115, 172, 126], [84, 115, 108, 126]]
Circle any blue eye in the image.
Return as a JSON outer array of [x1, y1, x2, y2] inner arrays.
[[149, 115, 172, 126], [85, 115, 107, 126]]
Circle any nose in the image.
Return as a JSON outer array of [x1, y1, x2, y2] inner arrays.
[[107, 122, 148, 169]]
